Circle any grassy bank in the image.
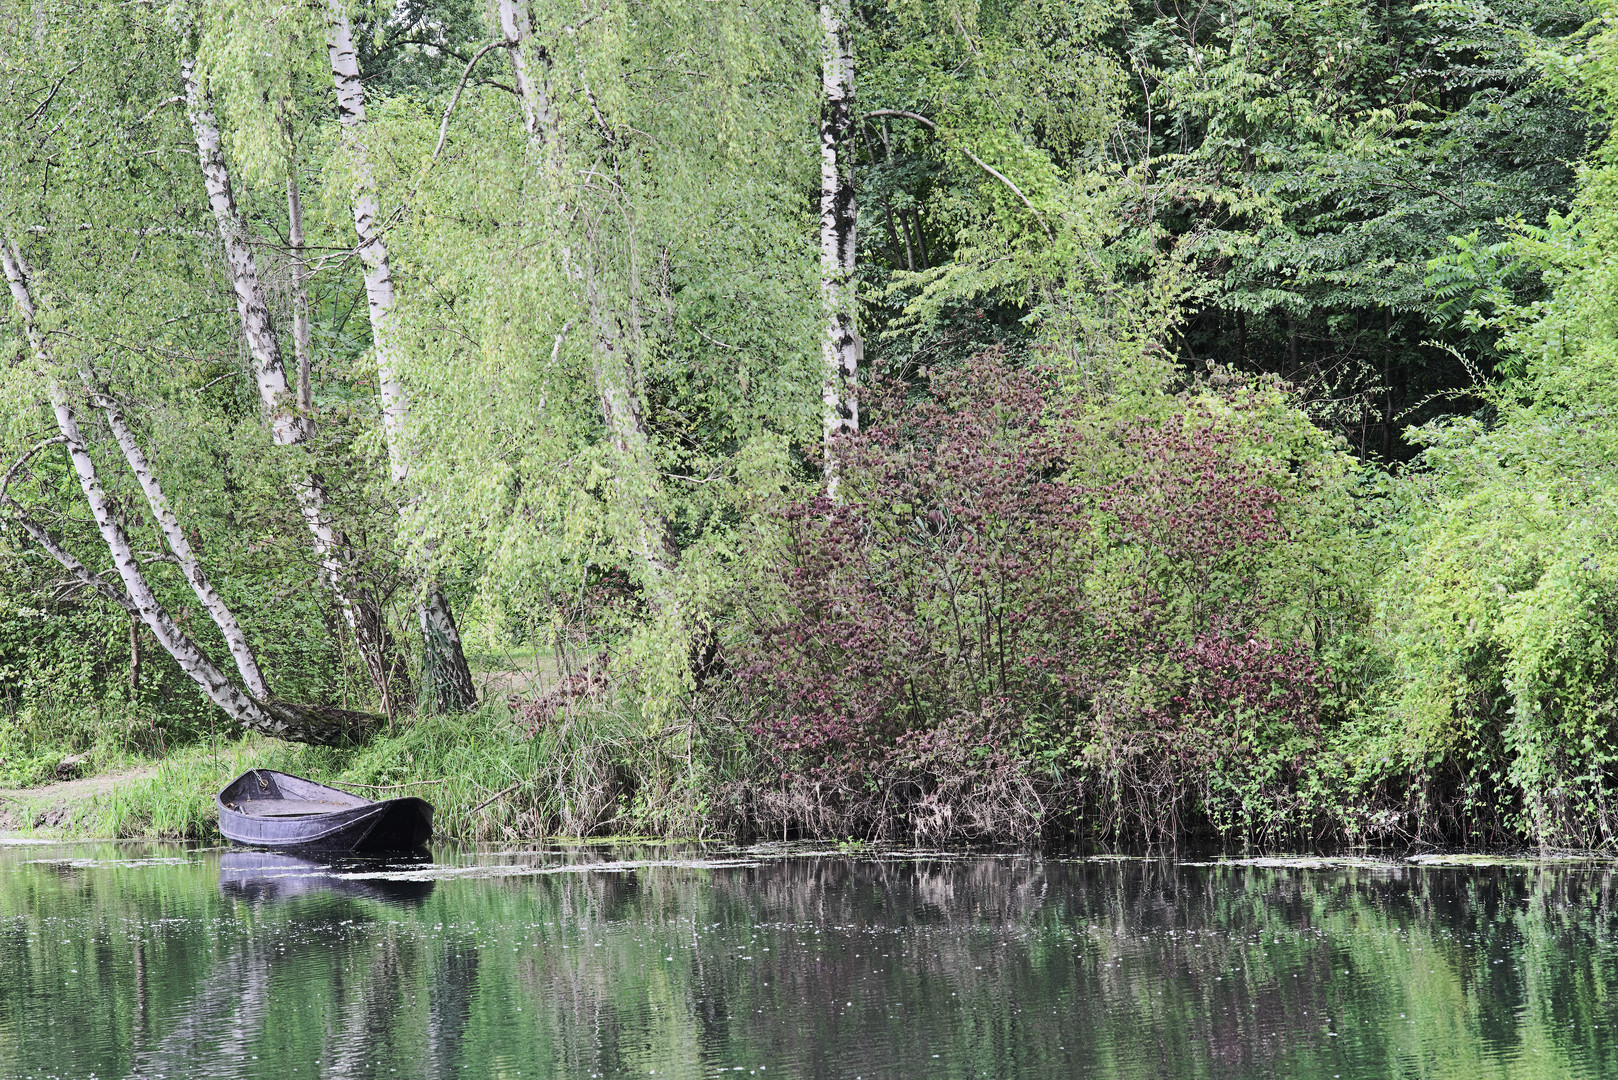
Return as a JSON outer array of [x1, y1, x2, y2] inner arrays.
[[1, 701, 736, 843]]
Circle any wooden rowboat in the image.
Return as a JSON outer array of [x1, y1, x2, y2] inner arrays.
[[216, 769, 433, 852]]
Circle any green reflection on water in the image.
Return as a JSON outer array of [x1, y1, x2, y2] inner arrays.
[[0, 843, 1615, 1079]]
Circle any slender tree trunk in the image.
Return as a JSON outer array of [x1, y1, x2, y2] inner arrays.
[[181, 57, 301, 446], [46, 387, 261, 723], [858, 122, 908, 269], [1383, 307, 1396, 462], [498, 0, 678, 588], [181, 56, 414, 715], [95, 390, 270, 699], [911, 209, 930, 269], [497, 0, 556, 162], [129, 619, 142, 691], [324, 13, 408, 482], [820, 0, 861, 480], [892, 203, 912, 270], [288, 168, 313, 411], [1, 239, 371, 744]]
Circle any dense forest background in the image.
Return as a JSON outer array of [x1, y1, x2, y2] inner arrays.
[[4, 0, 1618, 849]]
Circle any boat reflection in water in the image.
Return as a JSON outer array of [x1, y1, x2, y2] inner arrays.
[[218, 849, 436, 906]]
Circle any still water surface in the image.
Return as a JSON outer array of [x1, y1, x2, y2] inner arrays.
[[0, 841, 1615, 1079]]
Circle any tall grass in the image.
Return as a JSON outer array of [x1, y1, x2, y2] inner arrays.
[[19, 698, 746, 842], [339, 699, 743, 841], [0, 697, 177, 788], [91, 740, 344, 839]]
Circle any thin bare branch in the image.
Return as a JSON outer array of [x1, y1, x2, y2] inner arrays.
[[432, 39, 511, 163], [1, 435, 65, 504], [862, 109, 1052, 238]]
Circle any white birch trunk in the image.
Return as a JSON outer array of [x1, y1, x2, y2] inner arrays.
[[288, 169, 314, 411], [3, 238, 381, 746], [96, 391, 270, 699], [324, 6, 408, 484], [49, 390, 270, 724], [497, 0, 555, 154], [181, 57, 303, 447], [326, 1, 477, 708], [181, 55, 414, 715], [498, 0, 677, 585], [820, 0, 861, 478], [0, 260, 256, 689]]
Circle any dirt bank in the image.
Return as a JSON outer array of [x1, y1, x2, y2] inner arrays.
[[0, 765, 158, 834]]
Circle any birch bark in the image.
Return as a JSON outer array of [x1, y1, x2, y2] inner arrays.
[[820, 0, 861, 479], [3, 240, 268, 695], [287, 169, 313, 411], [325, 1, 478, 710], [181, 58, 411, 717], [1, 239, 368, 742], [44, 389, 268, 723], [496, 0, 678, 586], [180, 56, 302, 446], [324, 10, 409, 483]]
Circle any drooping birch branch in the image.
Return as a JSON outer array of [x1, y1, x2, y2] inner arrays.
[[432, 39, 510, 163], [0, 434, 65, 504], [497, 0, 678, 585]]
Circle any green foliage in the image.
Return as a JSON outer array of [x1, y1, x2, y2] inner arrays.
[[4, 0, 1618, 850], [1364, 0, 1618, 849]]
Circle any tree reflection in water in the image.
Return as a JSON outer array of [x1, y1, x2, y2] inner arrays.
[[0, 844, 1614, 1079]]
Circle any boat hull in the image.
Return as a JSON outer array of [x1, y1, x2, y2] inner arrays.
[[216, 770, 433, 852]]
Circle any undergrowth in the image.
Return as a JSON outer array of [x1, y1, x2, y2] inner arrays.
[[17, 700, 743, 843]]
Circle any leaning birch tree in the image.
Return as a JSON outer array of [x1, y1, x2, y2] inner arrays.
[[1, 239, 374, 745], [178, 45, 412, 718]]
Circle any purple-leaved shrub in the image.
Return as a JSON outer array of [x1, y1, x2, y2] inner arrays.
[[735, 352, 1354, 845]]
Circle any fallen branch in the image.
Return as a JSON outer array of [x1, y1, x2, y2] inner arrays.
[[470, 781, 523, 815]]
